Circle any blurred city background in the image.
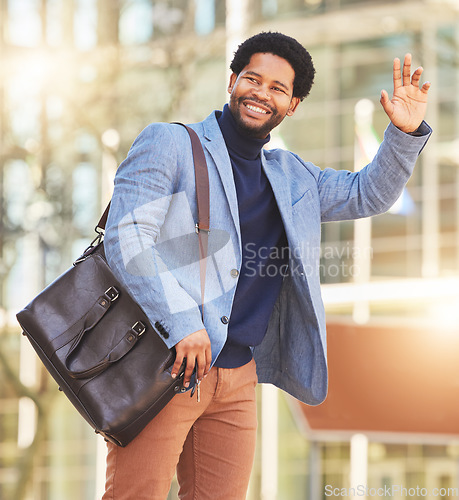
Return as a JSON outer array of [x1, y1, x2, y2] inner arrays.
[[1, 0, 459, 499]]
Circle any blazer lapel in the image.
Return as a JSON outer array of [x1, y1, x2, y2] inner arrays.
[[198, 113, 296, 251], [201, 113, 242, 251], [261, 154, 293, 235]]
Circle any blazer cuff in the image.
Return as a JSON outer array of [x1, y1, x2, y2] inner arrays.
[[407, 120, 432, 137], [385, 120, 432, 157]]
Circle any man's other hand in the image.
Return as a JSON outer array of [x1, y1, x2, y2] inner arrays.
[[380, 53, 430, 133]]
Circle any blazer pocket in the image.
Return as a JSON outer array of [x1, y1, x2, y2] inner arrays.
[[292, 189, 319, 219], [292, 189, 321, 246]]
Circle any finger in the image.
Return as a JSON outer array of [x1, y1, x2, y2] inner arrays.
[[380, 89, 393, 116], [195, 354, 205, 382], [171, 354, 185, 379], [393, 57, 401, 90], [402, 53, 412, 87], [421, 81, 431, 94], [204, 345, 212, 376], [410, 66, 423, 88], [183, 356, 196, 388]]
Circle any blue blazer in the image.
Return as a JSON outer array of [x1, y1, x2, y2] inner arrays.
[[105, 110, 431, 405]]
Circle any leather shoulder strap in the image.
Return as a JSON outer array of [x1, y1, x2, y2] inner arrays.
[[174, 123, 209, 317], [96, 123, 210, 316], [173, 123, 210, 233], [97, 202, 111, 231]]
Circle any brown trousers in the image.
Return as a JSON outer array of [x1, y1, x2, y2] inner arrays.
[[102, 359, 258, 499]]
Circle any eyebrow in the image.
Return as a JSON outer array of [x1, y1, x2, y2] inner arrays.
[[245, 71, 291, 92]]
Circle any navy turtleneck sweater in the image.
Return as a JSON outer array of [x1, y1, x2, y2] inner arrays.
[[215, 104, 288, 368]]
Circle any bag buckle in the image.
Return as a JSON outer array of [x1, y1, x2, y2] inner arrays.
[[132, 321, 146, 336], [105, 286, 119, 302], [73, 229, 105, 265], [195, 222, 210, 234]]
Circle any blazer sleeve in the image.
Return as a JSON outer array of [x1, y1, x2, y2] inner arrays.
[[104, 123, 205, 348], [315, 121, 432, 222]]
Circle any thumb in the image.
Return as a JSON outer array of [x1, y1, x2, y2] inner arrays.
[[380, 89, 393, 116]]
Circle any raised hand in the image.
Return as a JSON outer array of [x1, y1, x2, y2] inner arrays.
[[380, 53, 430, 134]]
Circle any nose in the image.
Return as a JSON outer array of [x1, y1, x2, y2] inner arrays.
[[253, 84, 270, 101]]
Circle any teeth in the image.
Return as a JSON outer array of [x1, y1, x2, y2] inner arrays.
[[246, 104, 268, 114]]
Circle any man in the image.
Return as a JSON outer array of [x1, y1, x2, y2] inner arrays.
[[102, 32, 431, 499]]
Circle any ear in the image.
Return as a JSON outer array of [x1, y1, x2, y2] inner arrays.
[[286, 97, 301, 116], [228, 73, 237, 94]]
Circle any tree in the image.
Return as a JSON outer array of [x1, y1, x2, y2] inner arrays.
[[0, 1, 226, 498]]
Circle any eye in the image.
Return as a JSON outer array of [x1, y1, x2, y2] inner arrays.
[[246, 77, 258, 84], [272, 86, 286, 94]]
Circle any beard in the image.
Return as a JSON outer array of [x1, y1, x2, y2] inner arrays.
[[229, 94, 285, 139]]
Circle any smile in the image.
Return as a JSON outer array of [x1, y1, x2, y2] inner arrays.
[[244, 103, 269, 114]]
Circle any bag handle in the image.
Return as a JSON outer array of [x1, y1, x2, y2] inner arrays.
[[66, 125, 210, 379], [65, 287, 148, 379]]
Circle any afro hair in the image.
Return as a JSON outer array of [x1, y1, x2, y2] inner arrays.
[[230, 32, 315, 101]]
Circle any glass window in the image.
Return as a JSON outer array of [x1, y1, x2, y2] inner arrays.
[[72, 162, 98, 235], [46, 0, 63, 47], [74, 0, 97, 50], [195, 0, 215, 35], [119, 0, 154, 45], [7, 0, 41, 47]]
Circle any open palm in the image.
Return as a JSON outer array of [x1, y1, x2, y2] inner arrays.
[[380, 54, 430, 134]]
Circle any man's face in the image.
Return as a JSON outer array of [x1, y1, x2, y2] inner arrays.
[[228, 52, 300, 139]]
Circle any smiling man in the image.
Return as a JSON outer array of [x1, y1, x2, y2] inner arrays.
[[102, 32, 431, 499], [228, 52, 301, 137]]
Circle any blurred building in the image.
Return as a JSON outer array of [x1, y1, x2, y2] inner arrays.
[[0, 0, 458, 499]]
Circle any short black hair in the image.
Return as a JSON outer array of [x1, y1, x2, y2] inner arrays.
[[230, 32, 315, 101]]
